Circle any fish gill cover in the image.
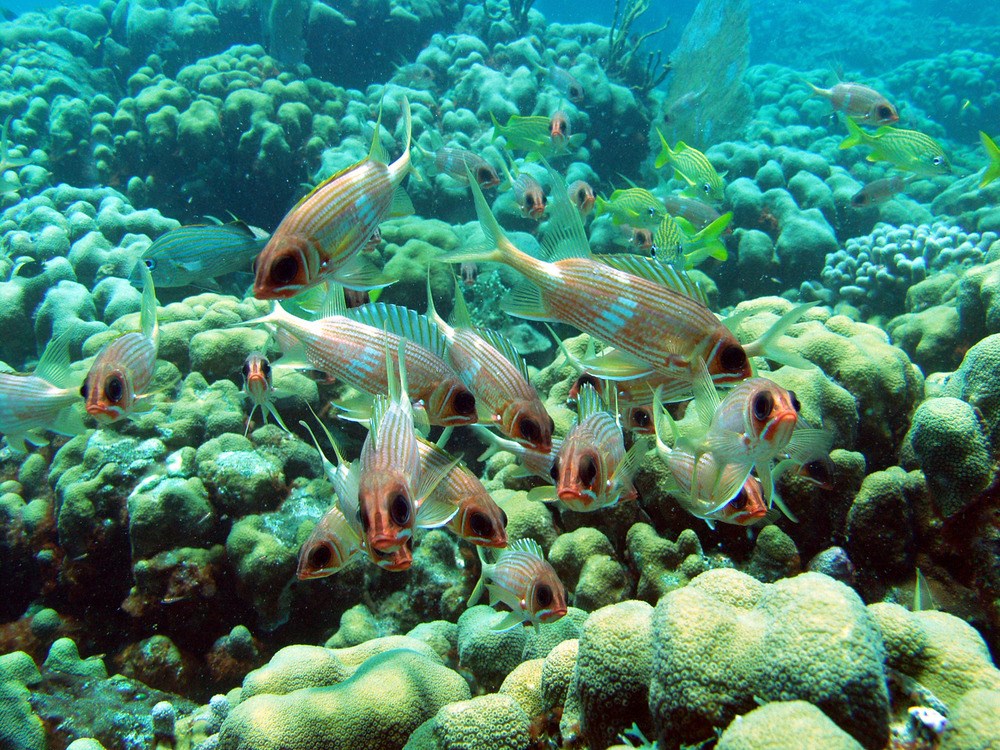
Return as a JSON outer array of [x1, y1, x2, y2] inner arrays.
[[0, 0, 999, 748]]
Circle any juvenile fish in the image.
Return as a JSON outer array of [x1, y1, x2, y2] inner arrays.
[[428, 274, 553, 454], [391, 62, 435, 89], [804, 80, 898, 125], [469, 537, 567, 631], [241, 353, 290, 436], [296, 504, 363, 579], [252, 98, 413, 299], [82, 266, 159, 424], [850, 176, 908, 207], [136, 220, 268, 288], [549, 110, 570, 145], [547, 65, 585, 103], [654, 131, 726, 202], [0, 331, 84, 452], [567, 179, 595, 216], [840, 120, 951, 176], [431, 147, 500, 189], [980, 131, 1000, 189], [499, 155, 547, 220]]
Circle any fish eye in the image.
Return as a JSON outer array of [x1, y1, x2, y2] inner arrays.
[[476, 167, 493, 185], [877, 105, 893, 119], [632, 409, 651, 429], [104, 375, 124, 404], [144, 258, 155, 270], [453, 390, 477, 416], [270, 255, 299, 285], [469, 511, 493, 538], [261, 360, 271, 375], [499, 509, 508, 528], [789, 391, 801, 412], [932, 156, 944, 166], [359, 511, 370, 533], [390, 493, 411, 525], [549, 458, 560, 481], [519, 417, 540, 443], [719, 344, 747, 372], [731, 489, 748, 510], [80, 382, 89, 398], [241, 362, 251, 378], [308, 544, 333, 570], [535, 583, 553, 608], [702, 183, 711, 194], [579, 456, 598, 488], [752, 391, 774, 421], [571, 86, 582, 99]]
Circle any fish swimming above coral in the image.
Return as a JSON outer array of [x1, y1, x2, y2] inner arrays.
[[803, 78, 899, 125], [850, 175, 910, 207], [0, 331, 85, 452], [252, 97, 413, 299], [840, 119, 951, 176], [490, 113, 584, 158], [654, 131, 726, 202], [469, 537, 567, 631], [498, 154, 548, 220], [241, 352, 291, 436], [594, 187, 668, 228], [422, 146, 500, 190], [134, 219, 269, 289], [81, 265, 159, 424]]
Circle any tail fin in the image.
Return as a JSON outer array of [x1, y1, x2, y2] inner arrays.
[[979, 131, 1000, 188], [653, 127, 673, 170], [740, 302, 817, 371], [839, 118, 866, 150], [468, 546, 491, 606], [439, 166, 518, 266]]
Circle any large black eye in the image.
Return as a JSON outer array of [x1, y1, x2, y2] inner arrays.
[[390, 494, 411, 525], [261, 360, 271, 375], [241, 361, 251, 378], [535, 583, 553, 608], [575, 187, 587, 204], [731, 489, 748, 510], [932, 156, 944, 166], [720, 344, 747, 372], [359, 511, 370, 532], [469, 511, 493, 538], [752, 391, 774, 421], [308, 544, 333, 570], [703, 183, 711, 194], [571, 86, 582, 99], [476, 167, 493, 185], [271, 255, 299, 285], [144, 258, 156, 270], [579, 456, 597, 488], [549, 458, 560, 481], [789, 391, 801, 412], [519, 417, 540, 443], [851, 193, 866, 207], [454, 390, 476, 416], [632, 408, 651, 429], [877, 105, 892, 119], [104, 375, 124, 403], [499, 509, 508, 528], [80, 382, 89, 398]]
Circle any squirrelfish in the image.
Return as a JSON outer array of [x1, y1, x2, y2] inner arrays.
[[469, 537, 567, 631], [427, 274, 553, 454], [663, 85, 707, 122], [654, 131, 726, 202], [296, 504, 363, 579], [499, 155, 547, 220], [430, 147, 500, 190], [980, 131, 1000, 189], [594, 187, 667, 228], [472, 424, 560, 481], [547, 65, 585, 103], [529, 383, 648, 512], [246, 289, 478, 427], [613, 224, 654, 253], [241, 353, 290, 436], [567, 179, 595, 216], [0, 331, 84, 452], [446, 166, 753, 392], [417, 436, 508, 548], [840, 119, 951, 176], [804, 80, 898, 126], [391, 62, 435, 89], [252, 98, 412, 299], [136, 219, 268, 289], [82, 265, 159, 424], [549, 110, 570, 144], [662, 194, 728, 233], [850, 176, 908, 207]]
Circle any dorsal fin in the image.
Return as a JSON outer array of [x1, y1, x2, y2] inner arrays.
[[575, 382, 605, 421], [509, 537, 545, 559], [321, 283, 348, 318], [368, 100, 389, 164], [34, 330, 75, 389], [592, 254, 708, 306], [476, 326, 531, 381], [450, 273, 473, 328], [691, 357, 721, 428], [540, 160, 591, 261], [369, 393, 389, 448], [138, 263, 158, 344], [348, 302, 448, 358]]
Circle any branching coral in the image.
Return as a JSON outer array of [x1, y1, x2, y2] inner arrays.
[[606, 0, 671, 95]]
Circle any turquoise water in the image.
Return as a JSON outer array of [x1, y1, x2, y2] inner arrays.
[[1, 1, 1000, 749]]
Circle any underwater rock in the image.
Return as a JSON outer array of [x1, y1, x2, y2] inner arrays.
[[406, 693, 531, 750]]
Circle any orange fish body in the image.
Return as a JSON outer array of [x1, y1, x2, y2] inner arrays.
[[253, 99, 412, 299], [549, 110, 570, 144], [470, 538, 567, 630], [706, 378, 801, 465], [567, 179, 596, 216], [296, 505, 363, 579], [806, 80, 899, 125]]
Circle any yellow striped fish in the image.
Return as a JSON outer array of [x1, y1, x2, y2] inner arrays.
[[82, 266, 159, 424], [0, 331, 85, 452], [253, 97, 413, 299], [654, 131, 726, 202]]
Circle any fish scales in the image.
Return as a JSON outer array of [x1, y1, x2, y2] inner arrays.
[[0, 374, 77, 428], [491, 549, 546, 594]]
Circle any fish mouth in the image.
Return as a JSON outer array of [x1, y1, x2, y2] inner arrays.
[[86, 405, 122, 424], [369, 534, 407, 553]]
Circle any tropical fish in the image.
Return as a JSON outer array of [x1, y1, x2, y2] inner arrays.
[[529, 383, 649, 512], [654, 132, 726, 202], [252, 98, 413, 299], [656, 212, 732, 268], [0, 115, 29, 196], [135, 220, 268, 288], [82, 266, 159, 424], [490, 113, 552, 152], [549, 110, 570, 144], [460, 262, 478, 286], [662, 194, 728, 234], [567, 179, 595, 216], [429, 147, 500, 189], [241, 353, 290, 436], [594, 187, 667, 227], [296, 504, 363, 579], [471, 424, 559, 481], [468, 537, 567, 631], [709, 478, 769, 527], [499, 155, 547, 220], [979, 131, 1000, 189], [850, 176, 908, 207], [663, 85, 707, 122], [547, 65, 585, 103], [245, 288, 478, 427], [613, 224, 654, 253], [839, 119, 951, 176], [427, 274, 553, 454], [354, 342, 457, 569], [391, 62, 435, 89], [804, 80, 899, 125], [0, 331, 85, 452], [417, 436, 508, 548], [445, 165, 753, 391]]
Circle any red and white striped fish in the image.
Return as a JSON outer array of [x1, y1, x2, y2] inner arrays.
[[0, 331, 84, 452], [246, 289, 478, 427], [446, 165, 752, 392], [82, 266, 159, 424], [427, 274, 553, 454], [296, 504, 363, 579], [471, 424, 560, 482], [567, 179, 596, 217], [252, 97, 413, 299], [469, 537, 567, 631], [430, 147, 500, 189], [531, 383, 648, 512], [549, 110, 570, 144], [241, 353, 290, 436]]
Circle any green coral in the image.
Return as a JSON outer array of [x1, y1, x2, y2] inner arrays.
[[940, 689, 1000, 750], [625, 524, 706, 602], [716, 701, 865, 750]]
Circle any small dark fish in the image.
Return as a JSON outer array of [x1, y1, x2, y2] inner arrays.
[[850, 176, 908, 207], [136, 220, 268, 288], [662, 194, 727, 233], [432, 148, 500, 189], [548, 66, 585, 103], [567, 180, 595, 216]]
